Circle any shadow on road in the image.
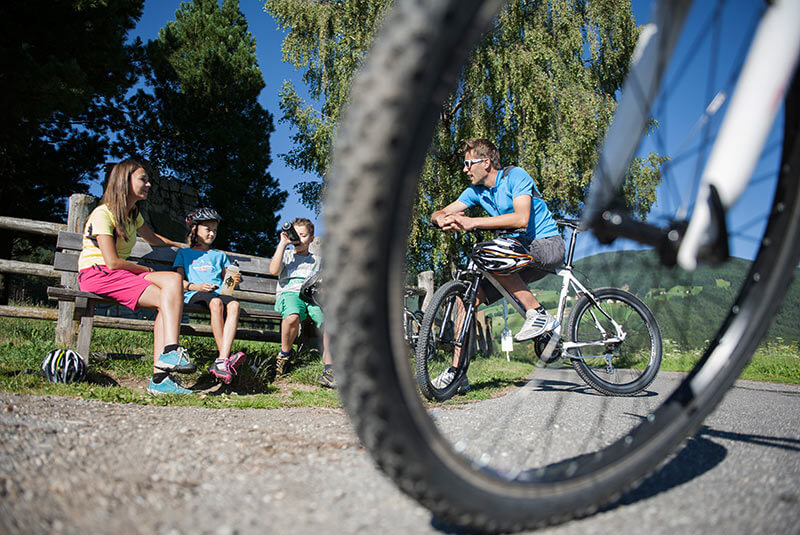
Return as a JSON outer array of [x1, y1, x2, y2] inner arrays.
[[618, 423, 800, 507]]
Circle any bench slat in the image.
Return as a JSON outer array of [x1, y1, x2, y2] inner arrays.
[[47, 286, 280, 319], [57, 231, 273, 274], [51, 256, 277, 297]]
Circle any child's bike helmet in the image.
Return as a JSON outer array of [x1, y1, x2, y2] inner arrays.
[[41, 349, 87, 384], [186, 207, 222, 227], [471, 237, 533, 274]]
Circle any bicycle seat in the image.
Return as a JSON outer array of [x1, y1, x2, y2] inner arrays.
[[556, 218, 581, 230]]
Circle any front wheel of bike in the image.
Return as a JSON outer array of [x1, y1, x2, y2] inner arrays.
[[325, 0, 800, 531], [416, 280, 475, 401], [567, 287, 663, 396]]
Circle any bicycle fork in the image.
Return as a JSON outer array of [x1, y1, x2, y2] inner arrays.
[[440, 278, 481, 367]]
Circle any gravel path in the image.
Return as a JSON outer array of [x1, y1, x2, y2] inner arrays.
[[2, 375, 799, 535], [0, 393, 430, 535]]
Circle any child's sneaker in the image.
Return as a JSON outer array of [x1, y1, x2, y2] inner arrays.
[[227, 351, 247, 375], [274, 350, 293, 379], [319, 366, 336, 388], [208, 358, 233, 384], [148, 374, 192, 395], [155, 347, 196, 373]]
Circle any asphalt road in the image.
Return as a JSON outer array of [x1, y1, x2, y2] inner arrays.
[[1, 371, 798, 534]]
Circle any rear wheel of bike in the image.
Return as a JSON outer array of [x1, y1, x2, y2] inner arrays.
[[415, 280, 475, 401], [325, 0, 800, 531], [568, 287, 663, 396]]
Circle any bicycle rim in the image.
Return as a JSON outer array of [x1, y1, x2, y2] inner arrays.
[[416, 280, 473, 401], [568, 288, 663, 396], [325, 0, 800, 531]]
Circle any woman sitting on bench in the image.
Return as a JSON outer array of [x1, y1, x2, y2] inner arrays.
[[78, 158, 195, 395]]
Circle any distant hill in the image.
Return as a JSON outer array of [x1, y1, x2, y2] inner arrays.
[[482, 249, 800, 349]]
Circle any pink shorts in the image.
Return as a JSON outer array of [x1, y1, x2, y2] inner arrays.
[[78, 265, 153, 311]]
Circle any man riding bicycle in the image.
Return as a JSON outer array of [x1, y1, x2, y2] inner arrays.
[[431, 138, 566, 352]]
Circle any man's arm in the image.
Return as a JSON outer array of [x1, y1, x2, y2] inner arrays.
[[444, 195, 531, 231], [431, 200, 469, 228]]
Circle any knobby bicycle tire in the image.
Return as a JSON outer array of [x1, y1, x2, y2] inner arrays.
[[324, 0, 800, 531], [416, 280, 475, 401], [567, 287, 663, 396]]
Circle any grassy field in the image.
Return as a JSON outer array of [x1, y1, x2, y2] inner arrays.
[[1, 316, 798, 410]]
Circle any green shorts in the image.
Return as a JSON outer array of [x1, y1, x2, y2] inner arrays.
[[275, 291, 324, 328]]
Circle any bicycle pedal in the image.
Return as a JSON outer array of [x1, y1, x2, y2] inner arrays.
[[540, 332, 561, 364]]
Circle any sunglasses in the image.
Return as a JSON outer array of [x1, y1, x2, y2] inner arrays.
[[463, 158, 487, 168]]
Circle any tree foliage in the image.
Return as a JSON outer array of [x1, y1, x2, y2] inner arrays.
[[120, 0, 286, 254], [266, 0, 665, 278], [0, 0, 145, 303], [0, 0, 144, 222], [264, 0, 388, 212]]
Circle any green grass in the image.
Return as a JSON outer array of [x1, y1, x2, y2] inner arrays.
[[0, 316, 340, 409], [659, 338, 800, 384], [2, 315, 798, 410]]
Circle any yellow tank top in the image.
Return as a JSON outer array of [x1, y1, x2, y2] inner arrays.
[[78, 204, 144, 271]]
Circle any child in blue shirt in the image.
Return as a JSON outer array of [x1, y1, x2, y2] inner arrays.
[[173, 208, 245, 385]]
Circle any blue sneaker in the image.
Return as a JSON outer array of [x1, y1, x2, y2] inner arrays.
[[155, 347, 196, 373], [148, 375, 192, 395]]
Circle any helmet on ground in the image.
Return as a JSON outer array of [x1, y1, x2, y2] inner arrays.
[[41, 349, 87, 384], [472, 238, 533, 274], [186, 208, 222, 227], [299, 270, 324, 308]]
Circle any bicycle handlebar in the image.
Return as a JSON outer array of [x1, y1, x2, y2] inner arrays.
[[428, 221, 527, 234]]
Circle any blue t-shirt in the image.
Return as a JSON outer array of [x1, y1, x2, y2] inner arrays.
[[173, 248, 231, 304], [456, 166, 559, 243]]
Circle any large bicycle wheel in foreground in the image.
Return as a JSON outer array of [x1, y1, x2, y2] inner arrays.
[[324, 0, 800, 531]]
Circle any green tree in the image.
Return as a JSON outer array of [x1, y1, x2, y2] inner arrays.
[[266, 0, 664, 276], [120, 0, 285, 254], [265, 0, 388, 212], [0, 0, 145, 302]]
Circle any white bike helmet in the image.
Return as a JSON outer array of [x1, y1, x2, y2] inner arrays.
[[472, 238, 533, 274], [41, 349, 87, 384]]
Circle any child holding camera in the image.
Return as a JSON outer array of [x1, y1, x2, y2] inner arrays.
[[268, 217, 334, 387]]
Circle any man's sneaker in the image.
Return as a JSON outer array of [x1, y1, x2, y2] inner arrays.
[[431, 367, 457, 389], [227, 352, 247, 374], [319, 366, 336, 388], [155, 347, 197, 373], [148, 374, 192, 395], [274, 350, 293, 379], [514, 310, 559, 342], [208, 358, 234, 384]]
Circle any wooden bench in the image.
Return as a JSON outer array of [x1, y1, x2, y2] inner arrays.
[[46, 230, 313, 358]]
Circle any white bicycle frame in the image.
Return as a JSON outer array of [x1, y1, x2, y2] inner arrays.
[[480, 226, 626, 359], [583, 0, 800, 270]]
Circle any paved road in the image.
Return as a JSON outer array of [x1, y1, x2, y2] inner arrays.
[[1, 371, 798, 534]]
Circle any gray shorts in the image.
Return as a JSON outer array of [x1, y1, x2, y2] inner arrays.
[[479, 235, 565, 305]]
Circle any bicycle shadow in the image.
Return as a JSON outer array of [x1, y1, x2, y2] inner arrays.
[[615, 424, 800, 507], [515, 375, 660, 398], [429, 424, 799, 533]]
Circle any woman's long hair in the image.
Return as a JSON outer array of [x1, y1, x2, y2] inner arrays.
[[100, 158, 146, 242]]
